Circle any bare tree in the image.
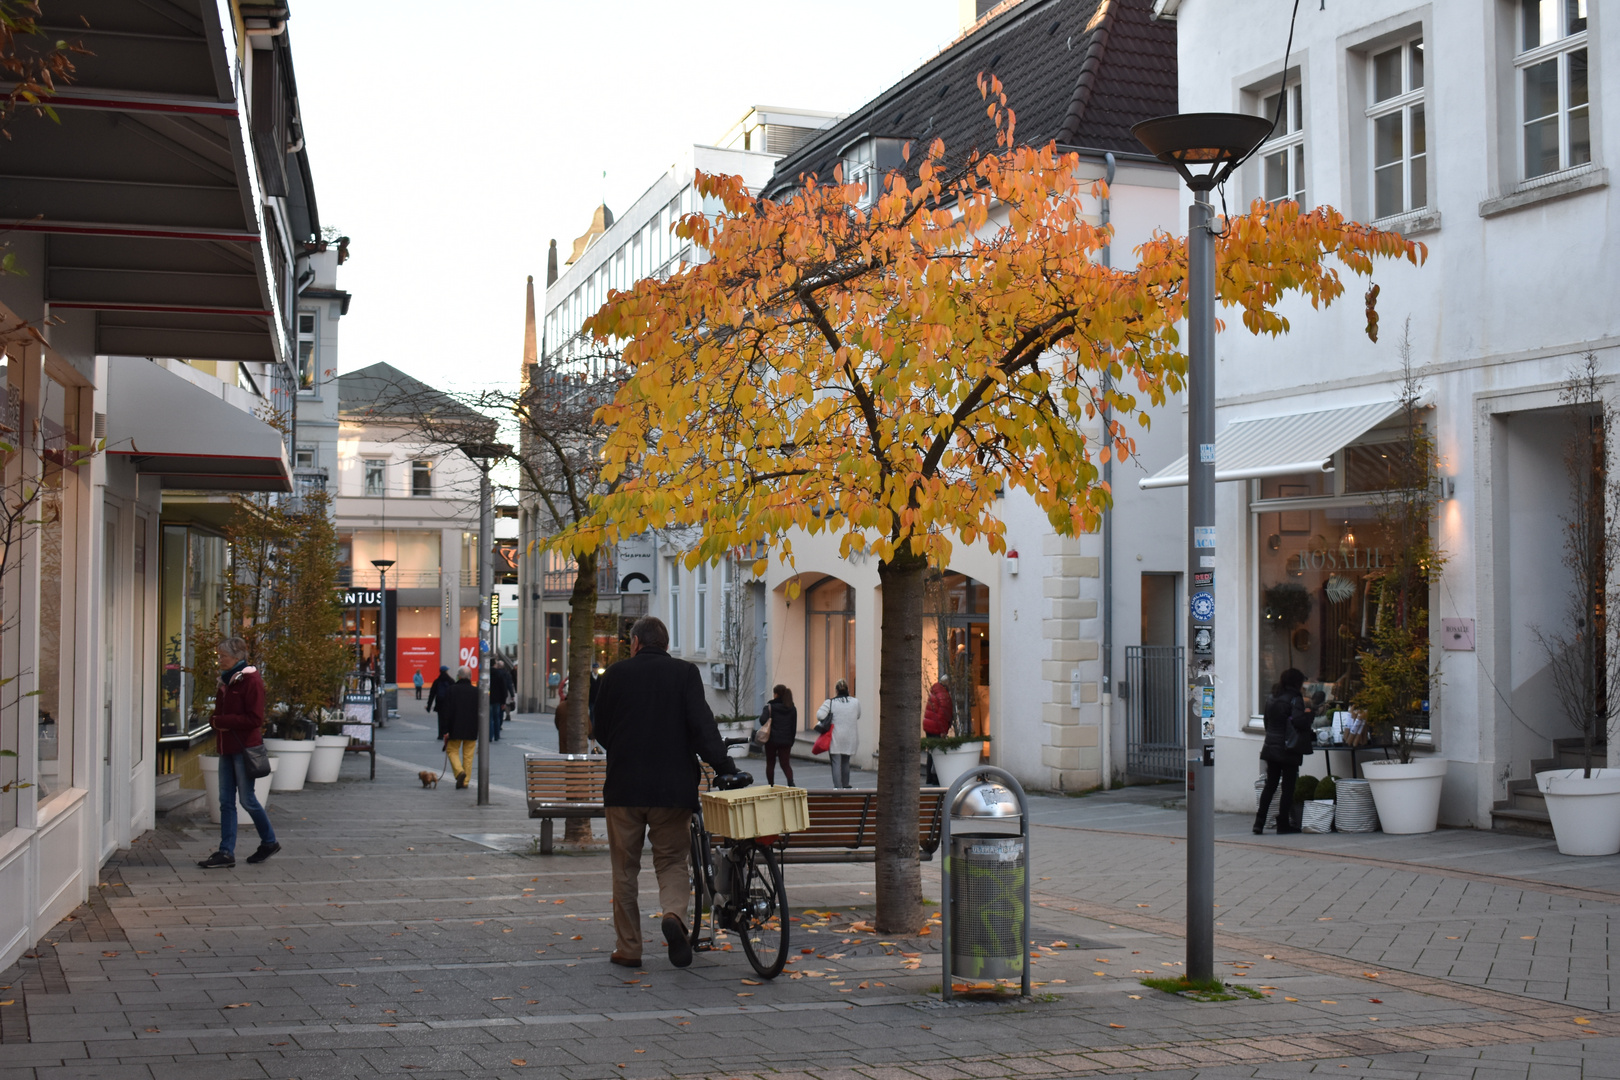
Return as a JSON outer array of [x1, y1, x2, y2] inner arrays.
[[716, 557, 757, 722], [1534, 353, 1620, 777]]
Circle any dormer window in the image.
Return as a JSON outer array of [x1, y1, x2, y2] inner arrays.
[[840, 135, 907, 207]]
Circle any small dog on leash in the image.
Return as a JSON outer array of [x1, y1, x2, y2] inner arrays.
[[418, 770, 440, 789]]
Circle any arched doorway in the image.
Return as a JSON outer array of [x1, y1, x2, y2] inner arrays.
[[804, 576, 856, 732]]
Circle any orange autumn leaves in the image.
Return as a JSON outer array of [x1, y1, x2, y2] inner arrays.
[[558, 78, 1424, 571]]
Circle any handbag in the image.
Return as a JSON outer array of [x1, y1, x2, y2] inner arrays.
[[754, 704, 772, 745], [242, 741, 272, 779], [811, 726, 833, 756]]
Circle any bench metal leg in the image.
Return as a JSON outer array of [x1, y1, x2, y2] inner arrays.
[[540, 818, 554, 855]]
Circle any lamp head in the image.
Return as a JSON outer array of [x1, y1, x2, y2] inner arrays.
[[1131, 112, 1275, 192], [371, 558, 396, 571]]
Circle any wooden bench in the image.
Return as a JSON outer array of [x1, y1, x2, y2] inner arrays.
[[524, 753, 720, 853], [779, 788, 947, 864], [525, 754, 947, 863]]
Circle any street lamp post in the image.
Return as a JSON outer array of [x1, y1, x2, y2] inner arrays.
[[1132, 111, 1273, 985], [371, 558, 395, 699], [464, 442, 511, 807]]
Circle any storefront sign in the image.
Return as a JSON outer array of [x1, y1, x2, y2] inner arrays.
[[341, 589, 384, 607], [1292, 547, 1384, 571]]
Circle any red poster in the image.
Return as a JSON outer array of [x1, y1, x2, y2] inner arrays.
[[458, 637, 481, 684], [396, 638, 439, 689]]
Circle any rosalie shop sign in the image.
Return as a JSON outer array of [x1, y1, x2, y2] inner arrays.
[[1291, 546, 1385, 572]]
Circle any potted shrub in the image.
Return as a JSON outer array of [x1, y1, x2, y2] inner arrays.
[[1300, 774, 1335, 833], [922, 732, 993, 789], [1532, 356, 1620, 856], [307, 708, 352, 784], [1355, 332, 1448, 834]]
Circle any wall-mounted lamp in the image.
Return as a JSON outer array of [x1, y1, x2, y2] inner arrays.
[[1006, 548, 1020, 576], [1434, 475, 1457, 500]]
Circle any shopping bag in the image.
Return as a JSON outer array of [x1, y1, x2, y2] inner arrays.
[[811, 726, 833, 756]]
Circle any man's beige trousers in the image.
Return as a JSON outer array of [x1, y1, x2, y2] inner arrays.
[[605, 806, 692, 959]]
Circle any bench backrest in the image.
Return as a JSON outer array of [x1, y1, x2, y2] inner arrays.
[[786, 788, 947, 854], [524, 753, 721, 806]]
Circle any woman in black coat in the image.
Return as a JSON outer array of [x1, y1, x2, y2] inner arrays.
[[1255, 667, 1313, 834], [759, 684, 798, 786]]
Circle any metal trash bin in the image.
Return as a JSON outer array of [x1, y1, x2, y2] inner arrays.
[[940, 766, 1031, 998]]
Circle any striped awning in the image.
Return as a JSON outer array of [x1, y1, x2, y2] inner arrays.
[[1139, 401, 1403, 490]]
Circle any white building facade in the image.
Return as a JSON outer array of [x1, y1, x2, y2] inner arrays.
[[1159, 0, 1620, 825]]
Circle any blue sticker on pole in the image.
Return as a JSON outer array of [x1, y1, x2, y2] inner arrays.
[[1190, 591, 1215, 621], [1194, 526, 1216, 549], [1199, 443, 1216, 463]]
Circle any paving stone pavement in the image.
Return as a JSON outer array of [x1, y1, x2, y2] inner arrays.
[[0, 714, 1614, 1079]]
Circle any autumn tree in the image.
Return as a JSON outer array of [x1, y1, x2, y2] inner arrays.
[[564, 80, 1423, 934]]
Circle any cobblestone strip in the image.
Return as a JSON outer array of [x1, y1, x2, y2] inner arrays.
[[1041, 821, 1620, 907], [667, 1013, 1620, 1080], [0, 826, 180, 1044], [1034, 892, 1588, 1022]]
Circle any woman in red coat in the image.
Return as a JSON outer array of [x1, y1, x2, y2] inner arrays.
[[198, 636, 280, 869]]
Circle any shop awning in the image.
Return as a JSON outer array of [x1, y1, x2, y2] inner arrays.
[[104, 359, 292, 492], [1138, 401, 1403, 490]]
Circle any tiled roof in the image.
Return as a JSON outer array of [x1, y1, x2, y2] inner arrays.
[[762, 0, 1175, 199]]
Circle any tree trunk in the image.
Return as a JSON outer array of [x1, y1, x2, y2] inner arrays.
[[874, 548, 926, 935], [563, 549, 599, 842]]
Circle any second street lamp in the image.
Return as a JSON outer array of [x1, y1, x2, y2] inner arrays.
[[371, 557, 395, 703], [463, 441, 511, 807], [1132, 111, 1272, 986]]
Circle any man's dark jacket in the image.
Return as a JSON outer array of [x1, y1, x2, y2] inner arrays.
[[427, 672, 455, 737], [591, 646, 737, 809], [490, 666, 513, 706], [446, 677, 480, 742]]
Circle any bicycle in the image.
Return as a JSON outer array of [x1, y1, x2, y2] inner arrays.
[[687, 744, 791, 979]]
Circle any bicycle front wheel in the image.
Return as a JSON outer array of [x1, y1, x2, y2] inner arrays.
[[736, 843, 789, 978]]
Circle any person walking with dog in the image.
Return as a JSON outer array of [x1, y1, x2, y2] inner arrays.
[[444, 666, 479, 789], [591, 616, 740, 968], [197, 637, 279, 868]]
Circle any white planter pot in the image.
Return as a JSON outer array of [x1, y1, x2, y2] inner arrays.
[[1361, 756, 1447, 834], [931, 744, 985, 790], [1536, 768, 1620, 857], [201, 755, 276, 824], [305, 735, 351, 783], [262, 738, 313, 791]]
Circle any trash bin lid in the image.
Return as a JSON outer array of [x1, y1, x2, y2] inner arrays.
[[951, 780, 1021, 822]]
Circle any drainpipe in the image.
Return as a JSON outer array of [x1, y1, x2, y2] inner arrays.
[[1099, 152, 1116, 791]]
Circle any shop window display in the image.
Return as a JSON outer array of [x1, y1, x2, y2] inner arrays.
[[1254, 490, 1422, 726]]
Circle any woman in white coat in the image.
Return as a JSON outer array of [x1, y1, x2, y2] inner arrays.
[[814, 680, 861, 788]]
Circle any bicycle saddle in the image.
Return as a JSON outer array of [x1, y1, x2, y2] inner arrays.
[[716, 771, 754, 790]]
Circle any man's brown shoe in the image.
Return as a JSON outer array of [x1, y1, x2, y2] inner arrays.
[[609, 951, 642, 968]]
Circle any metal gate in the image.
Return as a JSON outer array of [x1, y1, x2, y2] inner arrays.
[[1124, 645, 1185, 781]]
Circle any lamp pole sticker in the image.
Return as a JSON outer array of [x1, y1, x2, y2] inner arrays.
[[1190, 591, 1215, 622], [1194, 526, 1216, 549], [1193, 626, 1213, 655]]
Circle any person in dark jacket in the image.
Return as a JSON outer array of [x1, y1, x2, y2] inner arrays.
[[591, 616, 739, 969], [760, 684, 798, 786], [198, 636, 279, 869], [1255, 667, 1314, 834], [426, 665, 454, 742], [444, 667, 480, 789], [489, 660, 513, 742]]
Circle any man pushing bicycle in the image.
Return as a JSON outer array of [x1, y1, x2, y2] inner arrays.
[[591, 615, 742, 968]]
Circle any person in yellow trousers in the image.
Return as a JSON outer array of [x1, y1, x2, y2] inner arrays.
[[445, 666, 479, 789]]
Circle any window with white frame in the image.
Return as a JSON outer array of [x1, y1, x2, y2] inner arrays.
[[1368, 37, 1427, 219], [1257, 81, 1306, 205], [411, 459, 432, 497], [695, 563, 709, 651], [297, 311, 317, 391], [1517, 0, 1590, 179], [294, 446, 315, 469], [363, 458, 385, 497], [668, 559, 682, 650]]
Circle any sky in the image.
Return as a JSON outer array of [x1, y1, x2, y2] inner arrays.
[[291, 0, 962, 393]]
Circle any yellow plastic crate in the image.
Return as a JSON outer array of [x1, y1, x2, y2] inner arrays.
[[700, 785, 809, 839]]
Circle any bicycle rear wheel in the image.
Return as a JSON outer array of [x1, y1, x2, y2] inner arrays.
[[688, 817, 713, 951], [736, 843, 788, 978]]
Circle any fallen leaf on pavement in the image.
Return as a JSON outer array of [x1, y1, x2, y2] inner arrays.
[[1109, 1023, 1126, 1029], [1285, 997, 1299, 1002], [224, 1003, 252, 1009], [1574, 1018, 1591, 1025], [1321, 1000, 1338, 1004], [1136, 904, 1149, 908], [511, 1060, 527, 1067], [740, 979, 760, 985], [737, 992, 753, 997], [571, 935, 582, 940], [1127, 995, 1142, 1000], [1369, 999, 1383, 1004]]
